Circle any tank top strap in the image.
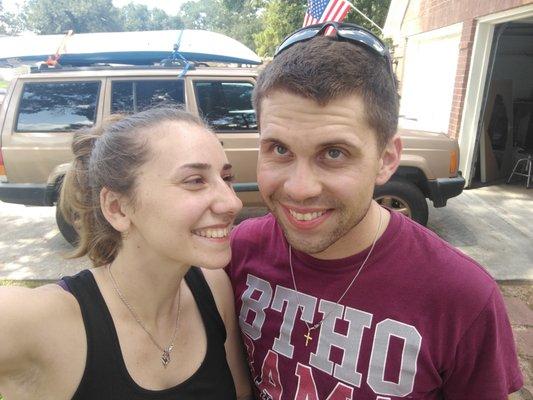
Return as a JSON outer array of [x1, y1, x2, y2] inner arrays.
[[184, 267, 227, 344], [60, 269, 120, 398]]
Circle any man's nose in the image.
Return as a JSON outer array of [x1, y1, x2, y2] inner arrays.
[[283, 161, 322, 202]]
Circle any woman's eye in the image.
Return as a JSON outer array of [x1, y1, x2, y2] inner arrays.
[[325, 148, 343, 159], [274, 144, 288, 155], [184, 177, 205, 185]]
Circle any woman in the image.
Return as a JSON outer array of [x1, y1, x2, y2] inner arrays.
[[0, 107, 251, 399]]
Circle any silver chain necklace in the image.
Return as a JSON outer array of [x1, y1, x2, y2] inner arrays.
[[107, 264, 182, 367], [289, 210, 382, 347]]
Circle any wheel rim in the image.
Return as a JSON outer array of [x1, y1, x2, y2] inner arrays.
[[375, 195, 412, 217]]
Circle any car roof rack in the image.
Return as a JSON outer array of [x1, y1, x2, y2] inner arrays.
[[29, 59, 199, 74]]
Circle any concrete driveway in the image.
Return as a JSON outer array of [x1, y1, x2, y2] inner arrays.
[[0, 183, 532, 281]]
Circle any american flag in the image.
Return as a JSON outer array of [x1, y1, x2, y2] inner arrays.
[[303, 0, 351, 27]]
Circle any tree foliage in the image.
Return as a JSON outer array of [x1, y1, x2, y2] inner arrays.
[[23, 0, 184, 34], [254, 0, 306, 57], [254, 0, 391, 57], [344, 0, 391, 37], [119, 4, 184, 31], [25, 0, 122, 34], [11, 0, 391, 56], [180, 0, 264, 51], [0, 0, 25, 35]]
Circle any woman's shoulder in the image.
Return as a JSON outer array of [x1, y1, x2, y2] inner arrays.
[[0, 283, 83, 372], [0, 283, 79, 327]]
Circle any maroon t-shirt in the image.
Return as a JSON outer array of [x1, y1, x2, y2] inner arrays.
[[227, 211, 523, 399]]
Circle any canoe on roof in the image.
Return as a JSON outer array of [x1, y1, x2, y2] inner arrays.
[[0, 29, 262, 67]]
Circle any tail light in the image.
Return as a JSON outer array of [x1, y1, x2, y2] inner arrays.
[[0, 147, 6, 180], [449, 150, 458, 176]]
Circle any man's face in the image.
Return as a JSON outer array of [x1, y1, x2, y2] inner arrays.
[[257, 91, 397, 258]]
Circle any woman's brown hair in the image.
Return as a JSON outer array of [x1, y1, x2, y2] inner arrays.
[[59, 107, 207, 267]]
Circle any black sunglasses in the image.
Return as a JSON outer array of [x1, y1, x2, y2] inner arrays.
[[275, 22, 396, 89]]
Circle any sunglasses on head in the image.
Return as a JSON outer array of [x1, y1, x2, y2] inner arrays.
[[274, 21, 396, 90]]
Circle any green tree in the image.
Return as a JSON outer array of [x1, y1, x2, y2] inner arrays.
[[254, 0, 306, 57], [119, 4, 184, 31], [180, 0, 264, 51], [25, 0, 122, 34], [0, 0, 26, 34], [344, 0, 391, 38], [254, 0, 391, 57]]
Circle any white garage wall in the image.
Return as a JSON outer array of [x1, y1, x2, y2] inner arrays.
[[399, 23, 462, 133]]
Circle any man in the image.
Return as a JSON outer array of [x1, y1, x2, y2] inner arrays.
[[227, 22, 523, 399]]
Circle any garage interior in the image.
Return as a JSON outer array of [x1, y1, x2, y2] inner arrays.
[[472, 19, 533, 188]]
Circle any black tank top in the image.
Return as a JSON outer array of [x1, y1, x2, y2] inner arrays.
[[60, 267, 236, 400]]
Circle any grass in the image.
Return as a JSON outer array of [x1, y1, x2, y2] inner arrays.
[[0, 279, 55, 288], [0, 81, 8, 89]]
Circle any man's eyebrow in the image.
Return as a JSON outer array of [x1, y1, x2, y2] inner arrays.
[[260, 137, 288, 146], [318, 139, 361, 148]]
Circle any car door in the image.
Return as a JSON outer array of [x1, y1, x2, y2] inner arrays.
[[2, 78, 104, 184]]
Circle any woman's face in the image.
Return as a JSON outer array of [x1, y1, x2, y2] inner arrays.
[[124, 121, 242, 269]]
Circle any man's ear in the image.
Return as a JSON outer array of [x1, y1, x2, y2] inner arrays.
[[100, 187, 131, 233], [376, 134, 402, 186]]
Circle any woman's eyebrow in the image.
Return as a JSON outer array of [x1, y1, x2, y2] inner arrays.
[[179, 163, 233, 171], [180, 163, 211, 170]]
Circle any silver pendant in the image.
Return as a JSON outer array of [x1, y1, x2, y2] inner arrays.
[[161, 349, 171, 367]]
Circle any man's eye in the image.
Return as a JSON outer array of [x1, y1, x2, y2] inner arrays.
[[274, 145, 288, 155], [325, 148, 343, 159]]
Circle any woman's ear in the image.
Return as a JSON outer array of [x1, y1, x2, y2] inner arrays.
[[100, 187, 131, 232], [376, 134, 402, 186]]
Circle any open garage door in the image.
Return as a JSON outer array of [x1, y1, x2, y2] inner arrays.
[[399, 24, 462, 133], [470, 21, 533, 186]]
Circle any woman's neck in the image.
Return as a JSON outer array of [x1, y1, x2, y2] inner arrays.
[[101, 242, 190, 326]]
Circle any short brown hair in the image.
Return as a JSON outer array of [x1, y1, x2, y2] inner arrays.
[[253, 36, 399, 149], [60, 107, 207, 267]]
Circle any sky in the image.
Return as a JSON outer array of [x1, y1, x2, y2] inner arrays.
[[3, 0, 195, 16]]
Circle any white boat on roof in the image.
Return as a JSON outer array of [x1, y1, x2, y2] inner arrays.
[[0, 29, 262, 67]]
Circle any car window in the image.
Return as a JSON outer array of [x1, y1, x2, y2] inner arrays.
[[111, 79, 185, 114], [16, 81, 100, 132], [194, 81, 256, 131]]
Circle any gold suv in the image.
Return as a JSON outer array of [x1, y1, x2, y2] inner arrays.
[[0, 64, 464, 243]]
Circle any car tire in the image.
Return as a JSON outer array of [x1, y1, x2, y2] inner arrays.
[[55, 205, 79, 246], [373, 179, 429, 226]]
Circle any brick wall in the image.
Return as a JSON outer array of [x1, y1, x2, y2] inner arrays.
[[416, 0, 531, 33], [448, 19, 477, 138]]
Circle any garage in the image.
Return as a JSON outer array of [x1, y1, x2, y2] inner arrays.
[[385, 1, 533, 190], [468, 19, 533, 187]]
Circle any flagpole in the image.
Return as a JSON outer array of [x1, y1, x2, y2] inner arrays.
[[345, 1, 383, 33]]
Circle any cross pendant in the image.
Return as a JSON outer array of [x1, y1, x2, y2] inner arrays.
[[304, 328, 313, 347]]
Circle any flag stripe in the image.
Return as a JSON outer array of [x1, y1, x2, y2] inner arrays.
[[324, 1, 342, 22], [330, 3, 350, 22], [303, 0, 350, 27]]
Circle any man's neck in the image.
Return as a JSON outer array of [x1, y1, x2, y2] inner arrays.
[[311, 203, 389, 260]]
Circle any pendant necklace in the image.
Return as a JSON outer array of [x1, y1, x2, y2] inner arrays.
[[107, 264, 182, 367], [289, 210, 383, 347]]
